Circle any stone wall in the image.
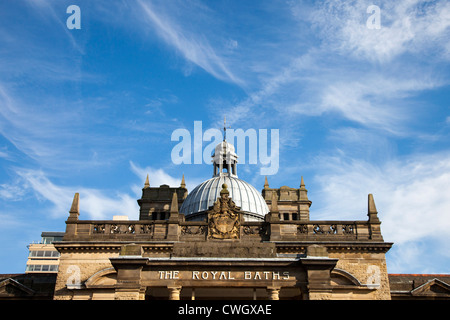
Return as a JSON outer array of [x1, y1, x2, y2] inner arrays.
[[53, 246, 120, 300], [330, 251, 391, 300]]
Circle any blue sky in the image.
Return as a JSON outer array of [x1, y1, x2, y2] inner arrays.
[[0, 0, 449, 274]]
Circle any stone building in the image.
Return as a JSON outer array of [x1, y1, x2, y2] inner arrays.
[[389, 274, 450, 300], [48, 139, 446, 300], [1, 138, 448, 300], [0, 273, 57, 300]]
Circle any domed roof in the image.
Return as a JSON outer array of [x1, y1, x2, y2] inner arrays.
[[179, 175, 269, 220], [180, 127, 269, 221], [215, 140, 235, 154]]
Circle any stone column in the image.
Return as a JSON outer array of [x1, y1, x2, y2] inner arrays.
[[110, 246, 147, 300], [168, 286, 182, 300], [167, 192, 180, 241], [267, 287, 280, 300], [267, 192, 281, 240], [298, 176, 312, 221], [300, 245, 338, 300]]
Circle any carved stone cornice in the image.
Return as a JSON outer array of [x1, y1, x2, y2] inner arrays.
[[54, 241, 175, 254], [274, 241, 393, 254]]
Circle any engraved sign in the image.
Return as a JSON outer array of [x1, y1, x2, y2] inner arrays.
[[157, 270, 290, 281]]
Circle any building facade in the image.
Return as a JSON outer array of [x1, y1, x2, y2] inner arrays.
[[25, 232, 64, 274], [51, 139, 398, 300]]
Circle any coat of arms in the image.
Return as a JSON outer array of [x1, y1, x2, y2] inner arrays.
[[208, 184, 241, 240]]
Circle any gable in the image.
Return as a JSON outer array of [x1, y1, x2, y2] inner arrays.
[[412, 278, 450, 297], [0, 278, 35, 298]]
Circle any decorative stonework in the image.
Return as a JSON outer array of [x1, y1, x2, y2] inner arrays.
[[181, 225, 207, 235], [242, 225, 266, 236], [50, 172, 400, 301], [110, 224, 135, 234], [207, 184, 241, 240]]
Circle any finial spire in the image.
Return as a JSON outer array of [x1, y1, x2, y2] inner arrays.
[[298, 176, 311, 220], [144, 174, 150, 188], [264, 176, 269, 189], [299, 176, 308, 196], [68, 193, 80, 221], [368, 194, 377, 213], [367, 194, 382, 240], [300, 176, 305, 188], [168, 191, 180, 225], [180, 174, 186, 188], [368, 194, 380, 222], [70, 193, 79, 214], [223, 116, 230, 141]]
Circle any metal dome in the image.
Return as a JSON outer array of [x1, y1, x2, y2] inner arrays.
[[181, 120, 269, 221], [179, 175, 269, 221]]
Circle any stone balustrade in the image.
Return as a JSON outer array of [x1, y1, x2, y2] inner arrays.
[[63, 218, 381, 242]]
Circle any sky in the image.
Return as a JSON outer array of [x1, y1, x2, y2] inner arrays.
[[0, 0, 449, 274]]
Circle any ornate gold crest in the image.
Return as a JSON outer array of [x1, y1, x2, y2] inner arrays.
[[208, 184, 241, 240]]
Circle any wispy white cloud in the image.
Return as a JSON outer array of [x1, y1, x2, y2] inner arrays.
[[312, 151, 450, 273], [215, 1, 449, 131], [307, 0, 450, 63], [316, 74, 440, 133], [15, 168, 139, 220], [136, 0, 242, 85], [0, 149, 9, 159], [0, 82, 145, 172], [0, 83, 85, 165], [2, 161, 201, 223], [130, 160, 181, 187], [21, 0, 85, 54], [0, 182, 26, 202], [129, 160, 202, 192], [212, 1, 450, 273]]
